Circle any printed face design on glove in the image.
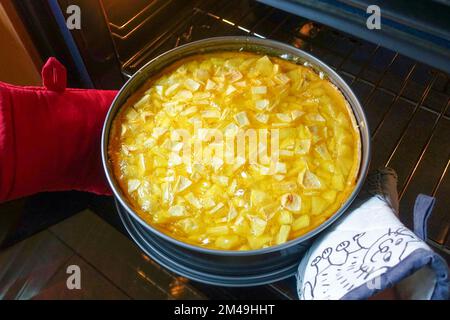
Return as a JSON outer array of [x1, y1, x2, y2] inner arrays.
[[299, 227, 423, 300], [361, 227, 420, 275]]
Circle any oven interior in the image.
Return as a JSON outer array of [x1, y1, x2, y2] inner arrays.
[[7, 0, 450, 299], [100, 0, 450, 253]]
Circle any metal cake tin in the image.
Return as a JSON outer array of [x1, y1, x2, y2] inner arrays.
[[101, 36, 371, 286]]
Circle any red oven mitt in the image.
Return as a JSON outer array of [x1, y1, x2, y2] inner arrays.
[[0, 58, 119, 202]]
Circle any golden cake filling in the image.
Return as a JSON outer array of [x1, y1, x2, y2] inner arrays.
[[109, 52, 361, 250]]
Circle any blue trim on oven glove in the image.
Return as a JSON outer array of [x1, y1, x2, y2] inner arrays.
[[296, 193, 449, 300]]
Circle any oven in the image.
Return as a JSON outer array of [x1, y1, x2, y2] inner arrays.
[[5, 0, 450, 299]]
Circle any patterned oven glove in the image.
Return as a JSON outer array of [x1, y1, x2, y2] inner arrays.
[[296, 168, 449, 300]]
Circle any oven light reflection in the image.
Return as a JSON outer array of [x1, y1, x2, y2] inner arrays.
[[169, 277, 189, 298], [205, 12, 265, 39], [298, 22, 320, 38], [141, 253, 151, 262]]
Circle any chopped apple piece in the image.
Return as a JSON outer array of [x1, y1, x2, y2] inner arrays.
[[165, 83, 180, 96], [176, 176, 192, 192], [295, 139, 311, 155], [227, 204, 238, 222], [205, 79, 216, 90], [207, 225, 229, 236], [168, 205, 187, 217], [211, 157, 224, 171], [202, 198, 216, 209], [185, 79, 201, 91], [213, 175, 229, 186], [255, 113, 269, 124], [255, 99, 270, 110], [251, 190, 270, 207], [292, 215, 310, 231], [274, 180, 297, 192], [168, 153, 183, 167], [127, 108, 141, 122], [228, 69, 243, 82], [195, 68, 209, 81], [281, 193, 302, 212], [275, 162, 287, 174], [315, 144, 332, 160], [201, 110, 221, 119], [252, 86, 267, 94], [300, 170, 322, 189], [307, 113, 326, 123], [152, 127, 168, 139], [332, 172, 345, 191], [174, 90, 193, 101], [209, 202, 224, 214], [155, 85, 164, 96], [180, 106, 198, 116], [128, 179, 141, 193], [274, 73, 290, 85], [215, 235, 240, 250], [248, 235, 272, 250], [137, 153, 146, 173], [185, 192, 202, 209], [177, 218, 199, 234], [231, 157, 246, 172], [228, 179, 237, 195], [234, 111, 250, 127], [311, 196, 328, 215], [254, 164, 271, 176], [322, 190, 337, 203], [276, 113, 292, 122], [278, 210, 293, 225], [224, 123, 239, 136], [250, 217, 267, 237], [171, 142, 184, 153], [162, 182, 173, 204], [225, 85, 237, 95], [291, 110, 305, 120], [255, 55, 273, 76], [280, 150, 294, 157], [121, 124, 127, 136], [276, 225, 291, 245]]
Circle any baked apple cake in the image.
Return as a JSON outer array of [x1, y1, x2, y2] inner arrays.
[[109, 52, 361, 250]]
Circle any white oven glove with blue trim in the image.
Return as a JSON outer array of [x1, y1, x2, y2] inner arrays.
[[296, 168, 449, 300]]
